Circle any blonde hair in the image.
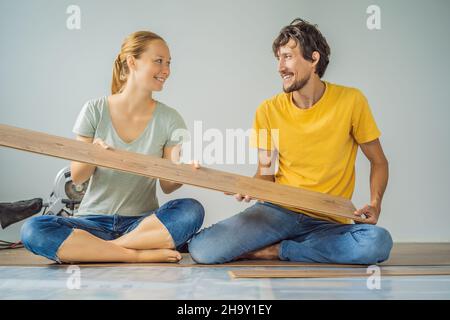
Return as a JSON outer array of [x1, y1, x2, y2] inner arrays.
[[111, 31, 165, 94]]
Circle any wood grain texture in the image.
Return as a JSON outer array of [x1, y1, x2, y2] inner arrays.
[[228, 267, 450, 279], [0, 123, 362, 222], [2, 244, 450, 268], [0, 249, 365, 268]]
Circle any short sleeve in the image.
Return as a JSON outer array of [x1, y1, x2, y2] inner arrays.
[[72, 100, 99, 138], [351, 90, 381, 144], [250, 102, 276, 150], [165, 110, 189, 147]]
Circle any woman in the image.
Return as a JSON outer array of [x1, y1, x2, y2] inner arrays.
[[20, 31, 204, 263]]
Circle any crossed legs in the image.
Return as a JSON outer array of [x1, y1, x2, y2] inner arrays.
[[21, 198, 204, 264]]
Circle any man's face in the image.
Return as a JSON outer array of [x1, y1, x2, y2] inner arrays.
[[277, 39, 314, 93]]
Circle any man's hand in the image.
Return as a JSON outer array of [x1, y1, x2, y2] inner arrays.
[[354, 202, 380, 224], [190, 160, 200, 169], [234, 194, 253, 202], [224, 192, 253, 202]]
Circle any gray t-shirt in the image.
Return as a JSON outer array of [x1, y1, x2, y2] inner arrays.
[[72, 96, 187, 216]]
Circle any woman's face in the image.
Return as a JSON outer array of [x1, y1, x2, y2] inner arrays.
[[130, 39, 171, 92]]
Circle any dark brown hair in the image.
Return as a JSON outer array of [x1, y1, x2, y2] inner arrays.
[[272, 18, 330, 78]]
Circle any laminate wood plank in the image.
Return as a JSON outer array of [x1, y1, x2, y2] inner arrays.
[[229, 267, 450, 279], [0, 124, 363, 222]]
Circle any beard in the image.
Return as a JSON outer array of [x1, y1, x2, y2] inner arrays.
[[283, 73, 311, 93]]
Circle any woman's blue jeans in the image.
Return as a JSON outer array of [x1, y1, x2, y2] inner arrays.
[[20, 198, 204, 263], [189, 201, 393, 265]]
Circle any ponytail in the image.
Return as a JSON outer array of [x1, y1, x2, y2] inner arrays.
[[111, 54, 125, 94]]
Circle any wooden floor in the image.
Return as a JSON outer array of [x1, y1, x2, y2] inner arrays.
[[1, 243, 450, 267], [1, 243, 450, 299]]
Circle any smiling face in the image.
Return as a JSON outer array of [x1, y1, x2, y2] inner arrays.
[[277, 39, 318, 93], [128, 39, 171, 92]]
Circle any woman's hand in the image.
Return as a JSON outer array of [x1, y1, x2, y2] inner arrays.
[[93, 138, 113, 150]]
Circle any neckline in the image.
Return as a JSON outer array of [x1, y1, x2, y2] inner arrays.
[[288, 81, 329, 114], [104, 96, 159, 145]]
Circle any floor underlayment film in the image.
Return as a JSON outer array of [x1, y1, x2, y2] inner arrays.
[[1, 243, 450, 299]]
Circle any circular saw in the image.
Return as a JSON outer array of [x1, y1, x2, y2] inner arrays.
[[0, 166, 88, 229], [44, 166, 88, 216]]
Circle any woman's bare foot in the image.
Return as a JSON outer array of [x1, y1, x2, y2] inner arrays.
[[109, 215, 176, 250], [136, 249, 182, 263], [238, 243, 281, 260]]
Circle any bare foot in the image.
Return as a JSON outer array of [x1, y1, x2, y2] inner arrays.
[[136, 249, 182, 263], [110, 236, 175, 250], [109, 215, 176, 250], [238, 243, 281, 260]]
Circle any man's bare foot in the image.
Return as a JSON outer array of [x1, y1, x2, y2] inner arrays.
[[238, 243, 281, 260], [136, 249, 182, 263]]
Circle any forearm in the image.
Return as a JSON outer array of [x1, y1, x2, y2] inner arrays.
[[159, 180, 182, 194], [369, 161, 389, 213], [255, 149, 276, 182], [71, 135, 100, 185], [254, 171, 275, 182], [70, 161, 96, 185], [159, 144, 185, 193]]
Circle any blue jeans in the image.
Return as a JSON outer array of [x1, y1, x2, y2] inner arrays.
[[189, 201, 393, 265], [21, 198, 204, 263]]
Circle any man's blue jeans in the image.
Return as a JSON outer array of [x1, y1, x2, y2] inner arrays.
[[189, 201, 393, 265], [21, 198, 204, 263]]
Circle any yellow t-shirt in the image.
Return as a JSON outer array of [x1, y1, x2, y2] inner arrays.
[[251, 81, 381, 224]]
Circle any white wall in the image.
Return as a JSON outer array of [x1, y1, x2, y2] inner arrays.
[[1, 0, 449, 242]]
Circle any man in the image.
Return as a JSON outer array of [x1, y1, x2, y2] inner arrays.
[[188, 18, 392, 265]]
